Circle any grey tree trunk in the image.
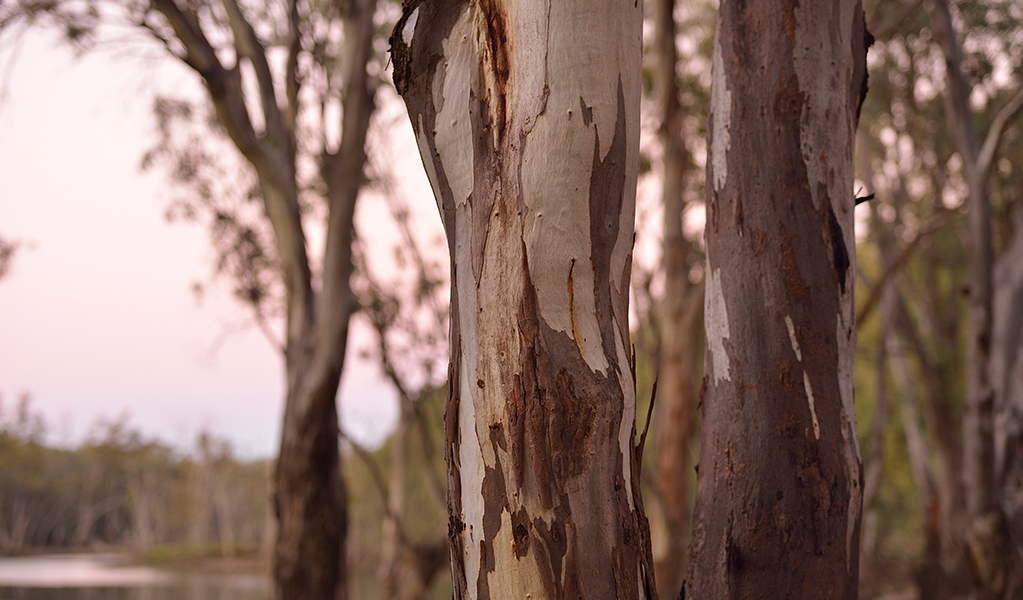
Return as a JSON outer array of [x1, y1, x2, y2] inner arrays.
[[933, 1, 1023, 595], [685, 1, 869, 597], [391, 0, 655, 597]]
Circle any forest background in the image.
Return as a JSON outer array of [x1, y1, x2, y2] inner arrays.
[[0, 0, 1021, 599]]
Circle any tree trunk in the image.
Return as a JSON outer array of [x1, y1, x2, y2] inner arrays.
[[685, 2, 869, 597], [652, 0, 701, 595], [391, 0, 655, 597], [987, 206, 1023, 599], [274, 362, 348, 600], [932, 2, 1023, 596]]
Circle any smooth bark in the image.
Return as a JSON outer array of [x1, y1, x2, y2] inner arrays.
[[391, 1, 655, 597], [651, 0, 701, 596], [685, 1, 869, 597]]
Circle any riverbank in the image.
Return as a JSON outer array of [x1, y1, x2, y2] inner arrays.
[[0, 545, 270, 576], [139, 544, 270, 575]]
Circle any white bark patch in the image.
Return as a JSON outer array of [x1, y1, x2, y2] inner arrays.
[[488, 509, 546, 598], [705, 268, 732, 384], [502, 0, 551, 138], [401, 5, 419, 46], [784, 315, 802, 362], [793, 2, 856, 210], [519, 0, 621, 375], [803, 371, 820, 440], [785, 315, 819, 439], [434, 9, 475, 207], [517, 0, 640, 376], [836, 313, 858, 455], [837, 307, 860, 572], [710, 35, 732, 192], [454, 204, 485, 600]]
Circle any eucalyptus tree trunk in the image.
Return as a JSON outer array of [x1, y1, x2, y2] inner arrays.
[[989, 210, 1023, 598], [391, 1, 655, 597], [651, 0, 701, 595], [147, 0, 378, 597], [685, 1, 869, 597], [933, 1, 1023, 595]]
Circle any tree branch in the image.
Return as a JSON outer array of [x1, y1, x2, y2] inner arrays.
[[219, 0, 287, 149], [856, 213, 954, 330], [283, 0, 301, 146], [976, 87, 1023, 185], [150, 0, 263, 164], [933, 0, 980, 169]]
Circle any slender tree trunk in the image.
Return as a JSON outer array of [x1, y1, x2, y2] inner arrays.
[[652, 0, 701, 595], [932, 2, 1023, 596], [987, 206, 1023, 598], [685, 2, 869, 597], [391, 0, 655, 597]]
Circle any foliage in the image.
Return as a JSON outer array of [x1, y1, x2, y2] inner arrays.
[[0, 396, 271, 555], [0, 235, 17, 282]]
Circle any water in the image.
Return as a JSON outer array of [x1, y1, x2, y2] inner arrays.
[[0, 554, 268, 600]]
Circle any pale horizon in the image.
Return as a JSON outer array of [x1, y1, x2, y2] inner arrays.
[[0, 32, 439, 458]]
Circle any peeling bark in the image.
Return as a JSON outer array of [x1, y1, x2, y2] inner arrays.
[[685, 1, 868, 597], [391, 1, 654, 598]]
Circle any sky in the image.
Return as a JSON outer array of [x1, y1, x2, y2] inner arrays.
[[0, 32, 437, 458]]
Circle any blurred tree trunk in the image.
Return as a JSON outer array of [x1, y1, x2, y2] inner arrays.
[[988, 206, 1023, 598], [685, 1, 869, 597], [391, 0, 656, 597], [933, 1, 1023, 596], [651, 0, 701, 596]]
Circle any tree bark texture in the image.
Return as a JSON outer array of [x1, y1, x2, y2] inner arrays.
[[391, 1, 655, 598], [685, 2, 869, 598]]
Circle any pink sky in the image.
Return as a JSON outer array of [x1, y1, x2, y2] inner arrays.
[[0, 33, 439, 457]]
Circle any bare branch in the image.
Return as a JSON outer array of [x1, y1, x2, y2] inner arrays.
[[150, 0, 263, 163], [220, 0, 287, 149], [856, 213, 955, 330], [933, 0, 980, 169], [976, 87, 1023, 185], [283, 0, 300, 143]]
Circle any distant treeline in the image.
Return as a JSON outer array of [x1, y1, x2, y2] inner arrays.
[[0, 394, 272, 555]]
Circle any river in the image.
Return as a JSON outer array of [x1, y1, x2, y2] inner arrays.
[[0, 553, 268, 600]]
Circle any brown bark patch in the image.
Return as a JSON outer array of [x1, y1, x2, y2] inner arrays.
[[478, 0, 510, 142], [588, 79, 630, 368]]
